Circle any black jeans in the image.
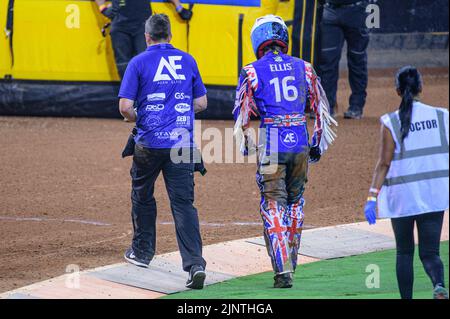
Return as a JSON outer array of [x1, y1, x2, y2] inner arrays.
[[110, 24, 147, 79], [318, 2, 369, 113], [391, 211, 445, 299], [130, 145, 206, 272]]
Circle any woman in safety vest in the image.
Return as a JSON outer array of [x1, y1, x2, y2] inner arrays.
[[364, 66, 449, 299]]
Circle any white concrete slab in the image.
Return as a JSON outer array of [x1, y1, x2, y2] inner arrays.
[[247, 227, 396, 259], [89, 257, 234, 294]]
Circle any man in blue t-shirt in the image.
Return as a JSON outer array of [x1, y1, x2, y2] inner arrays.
[[118, 14, 208, 290]]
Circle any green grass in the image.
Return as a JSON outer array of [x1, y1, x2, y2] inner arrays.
[[165, 241, 449, 299]]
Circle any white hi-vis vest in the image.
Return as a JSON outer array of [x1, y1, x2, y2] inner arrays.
[[378, 102, 449, 219]]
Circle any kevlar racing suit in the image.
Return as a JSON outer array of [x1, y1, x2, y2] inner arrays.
[[233, 50, 336, 275]]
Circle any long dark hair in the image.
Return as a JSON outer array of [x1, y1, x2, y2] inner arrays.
[[395, 66, 423, 142]]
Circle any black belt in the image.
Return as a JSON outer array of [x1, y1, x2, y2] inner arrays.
[[326, 1, 366, 9]]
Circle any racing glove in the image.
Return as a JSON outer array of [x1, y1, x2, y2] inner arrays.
[[176, 5, 193, 21], [309, 145, 321, 163], [364, 197, 377, 225], [241, 134, 258, 157]]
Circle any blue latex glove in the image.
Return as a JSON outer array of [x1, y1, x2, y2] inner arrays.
[[364, 200, 377, 225]]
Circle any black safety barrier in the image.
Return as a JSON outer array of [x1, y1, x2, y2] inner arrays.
[[238, 13, 245, 78], [0, 80, 235, 119], [292, 0, 322, 66], [371, 0, 448, 33], [187, 3, 194, 53]]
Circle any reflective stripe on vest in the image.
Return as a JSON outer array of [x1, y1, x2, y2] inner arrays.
[[384, 109, 449, 186], [389, 110, 449, 161], [384, 170, 449, 187]]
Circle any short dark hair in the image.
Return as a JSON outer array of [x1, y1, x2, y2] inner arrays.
[[145, 14, 171, 41]]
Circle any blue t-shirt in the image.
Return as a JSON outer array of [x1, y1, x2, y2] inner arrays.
[[119, 44, 207, 149]]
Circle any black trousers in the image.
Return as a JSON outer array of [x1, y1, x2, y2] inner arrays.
[[318, 2, 369, 113], [391, 211, 446, 299], [130, 145, 206, 272], [110, 23, 147, 79]]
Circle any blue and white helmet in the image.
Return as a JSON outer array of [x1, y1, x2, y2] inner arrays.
[[251, 15, 289, 59]]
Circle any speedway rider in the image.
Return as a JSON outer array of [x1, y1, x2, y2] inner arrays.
[[233, 15, 337, 288]]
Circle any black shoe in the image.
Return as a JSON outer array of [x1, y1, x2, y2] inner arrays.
[[124, 247, 150, 268], [274, 273, 293, 289], [186, 265, 206, 289], [343, 109, 363, 119]]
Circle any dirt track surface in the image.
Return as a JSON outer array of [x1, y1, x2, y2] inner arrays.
[[0, 69, 448, 292]]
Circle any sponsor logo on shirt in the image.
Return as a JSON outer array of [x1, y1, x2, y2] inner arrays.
[[154, 131, 180, 140], [145, 116, 161, 129], [147, 93, 166, 102], [175, 103, 191, 114], [274, 56, 283, 62], [176, 116, 191, 127], [145, 104, 165, 112], [280, 129, 298, 148], [153, 56, 186, 82], [175, 92, 191, 100]]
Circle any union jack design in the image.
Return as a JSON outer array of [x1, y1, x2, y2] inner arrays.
[[260, 198, 293, 274], [305, 63, 323, 148], [243, 64, 259, 90], [234, 65, 259, 130], [233, 65, 260, 155], [305, 62, 338, 153], [263, 114, 307, 127], [286, 198, 305, 270]]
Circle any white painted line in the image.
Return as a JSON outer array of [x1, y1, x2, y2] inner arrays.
[[0, 216, 111, 226], [160, 221, 316, 228], [0, 215, 316, 229]]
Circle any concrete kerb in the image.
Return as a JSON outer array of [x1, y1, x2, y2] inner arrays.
[[1, 211, 448, 299]]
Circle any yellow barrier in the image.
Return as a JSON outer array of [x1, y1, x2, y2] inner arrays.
[[1, 0, 316, 86], [0, 0, 12, 77]]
